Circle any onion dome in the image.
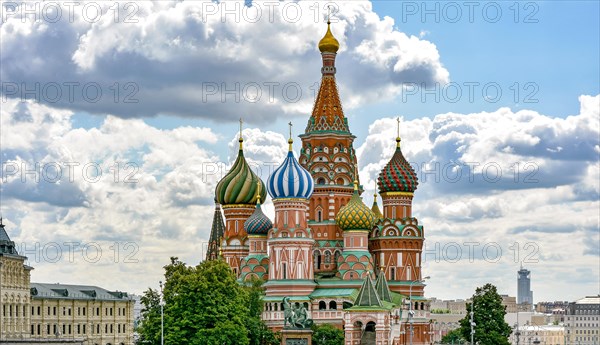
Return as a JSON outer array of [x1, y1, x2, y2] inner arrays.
[[244, 186, 272, 236], [336, 181, 377, 231], [371, 192, 384, 220], [318, 20, 339, 53], [215, 128, 267, 205], [267, 128, 314, 200], [378, 134, 418, 193]]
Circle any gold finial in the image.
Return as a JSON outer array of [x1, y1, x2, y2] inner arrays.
[[396, 117, 401, 148], [256, 180, 262, 204], [353, 165, 359, 191], [374, 180, 378, 198], [288, 121, 293, 151], [238, 118, 244, 149]]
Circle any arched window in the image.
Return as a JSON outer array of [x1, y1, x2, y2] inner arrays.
[[317, 209, 322, 222], [303, 302, 309, 310], [325, 251, 331, 264], [319, 301, 326, 310], [336, 177, 345, 185], [317, 178, 326, 185], [314, 251, 321, 270], [415, 302, 419, 310], [334, 251, 341, 264], [420, 302, 425, 310], [274, 304, 278, 311], [390, 267, 395, 280], [329, 301, 337, 310]]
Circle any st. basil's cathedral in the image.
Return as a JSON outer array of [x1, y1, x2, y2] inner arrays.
[[206, 21, 431, 345]]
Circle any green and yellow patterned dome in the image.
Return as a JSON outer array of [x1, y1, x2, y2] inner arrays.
[[336, 181, 377, 231], [215, 137, 267, 205]]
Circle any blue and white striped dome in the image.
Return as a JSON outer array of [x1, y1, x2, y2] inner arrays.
[[267, 149, 314, 200]]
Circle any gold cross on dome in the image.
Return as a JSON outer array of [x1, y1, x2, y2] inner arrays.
[[288, 121, 293, 140], [239, 118, 243, 138]]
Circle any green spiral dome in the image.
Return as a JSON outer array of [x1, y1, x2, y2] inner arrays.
[[336, 183, 377, 231], [215, 142, 267, 205]]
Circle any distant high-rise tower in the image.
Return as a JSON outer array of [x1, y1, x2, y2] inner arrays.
[[517, 267, 533, 305]]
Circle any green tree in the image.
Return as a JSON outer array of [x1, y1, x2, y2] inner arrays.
[[246, 278, 280, 345], [441, 329, 465, 344], [459, 283, 512, 345], [137, 257, 278, 345], [312, 324, 344, 345], [137, 287, 161, 344]]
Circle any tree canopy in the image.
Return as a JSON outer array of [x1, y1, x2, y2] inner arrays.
[[137, 257, 279, 345], [458, 283, 512, 345], [441, 329, 465, 344], [312, 324, 344, 345]]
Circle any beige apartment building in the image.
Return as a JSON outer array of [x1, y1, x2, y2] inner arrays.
[[1, 220, 134, 345], [510, 325, 565, 345], [29, 283, 134, 345], [501, 295, 518, 313]]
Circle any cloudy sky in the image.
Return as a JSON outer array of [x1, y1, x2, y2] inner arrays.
[[1, 1, 598, 302]]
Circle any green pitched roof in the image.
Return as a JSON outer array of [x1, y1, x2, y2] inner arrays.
[[310, 288, 358, 299], [354, 276, 382, 307], [375, 270, 393, 303]]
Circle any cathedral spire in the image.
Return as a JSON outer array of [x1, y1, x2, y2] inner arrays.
[[371, 181, 384, 220], [205, 200, 225, 261], [305, 20, 349, 134]]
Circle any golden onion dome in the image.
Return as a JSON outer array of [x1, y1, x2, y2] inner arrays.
[[336, 181, 376, 231], [318, 20, 340, 53]]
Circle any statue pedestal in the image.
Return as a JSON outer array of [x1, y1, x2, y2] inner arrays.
[[281, 328, 313, 345]]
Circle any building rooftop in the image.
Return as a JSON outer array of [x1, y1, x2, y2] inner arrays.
[[30, 282, 134, 302], [574, 296, 600, 304]]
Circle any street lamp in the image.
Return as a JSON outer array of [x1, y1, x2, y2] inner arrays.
[[514, 323, 521, 345], [409, 276, 430, 345], [159, 281, 164, 345]]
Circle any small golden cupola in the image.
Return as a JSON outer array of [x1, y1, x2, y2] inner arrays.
[[318, 20, 340, 54]]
